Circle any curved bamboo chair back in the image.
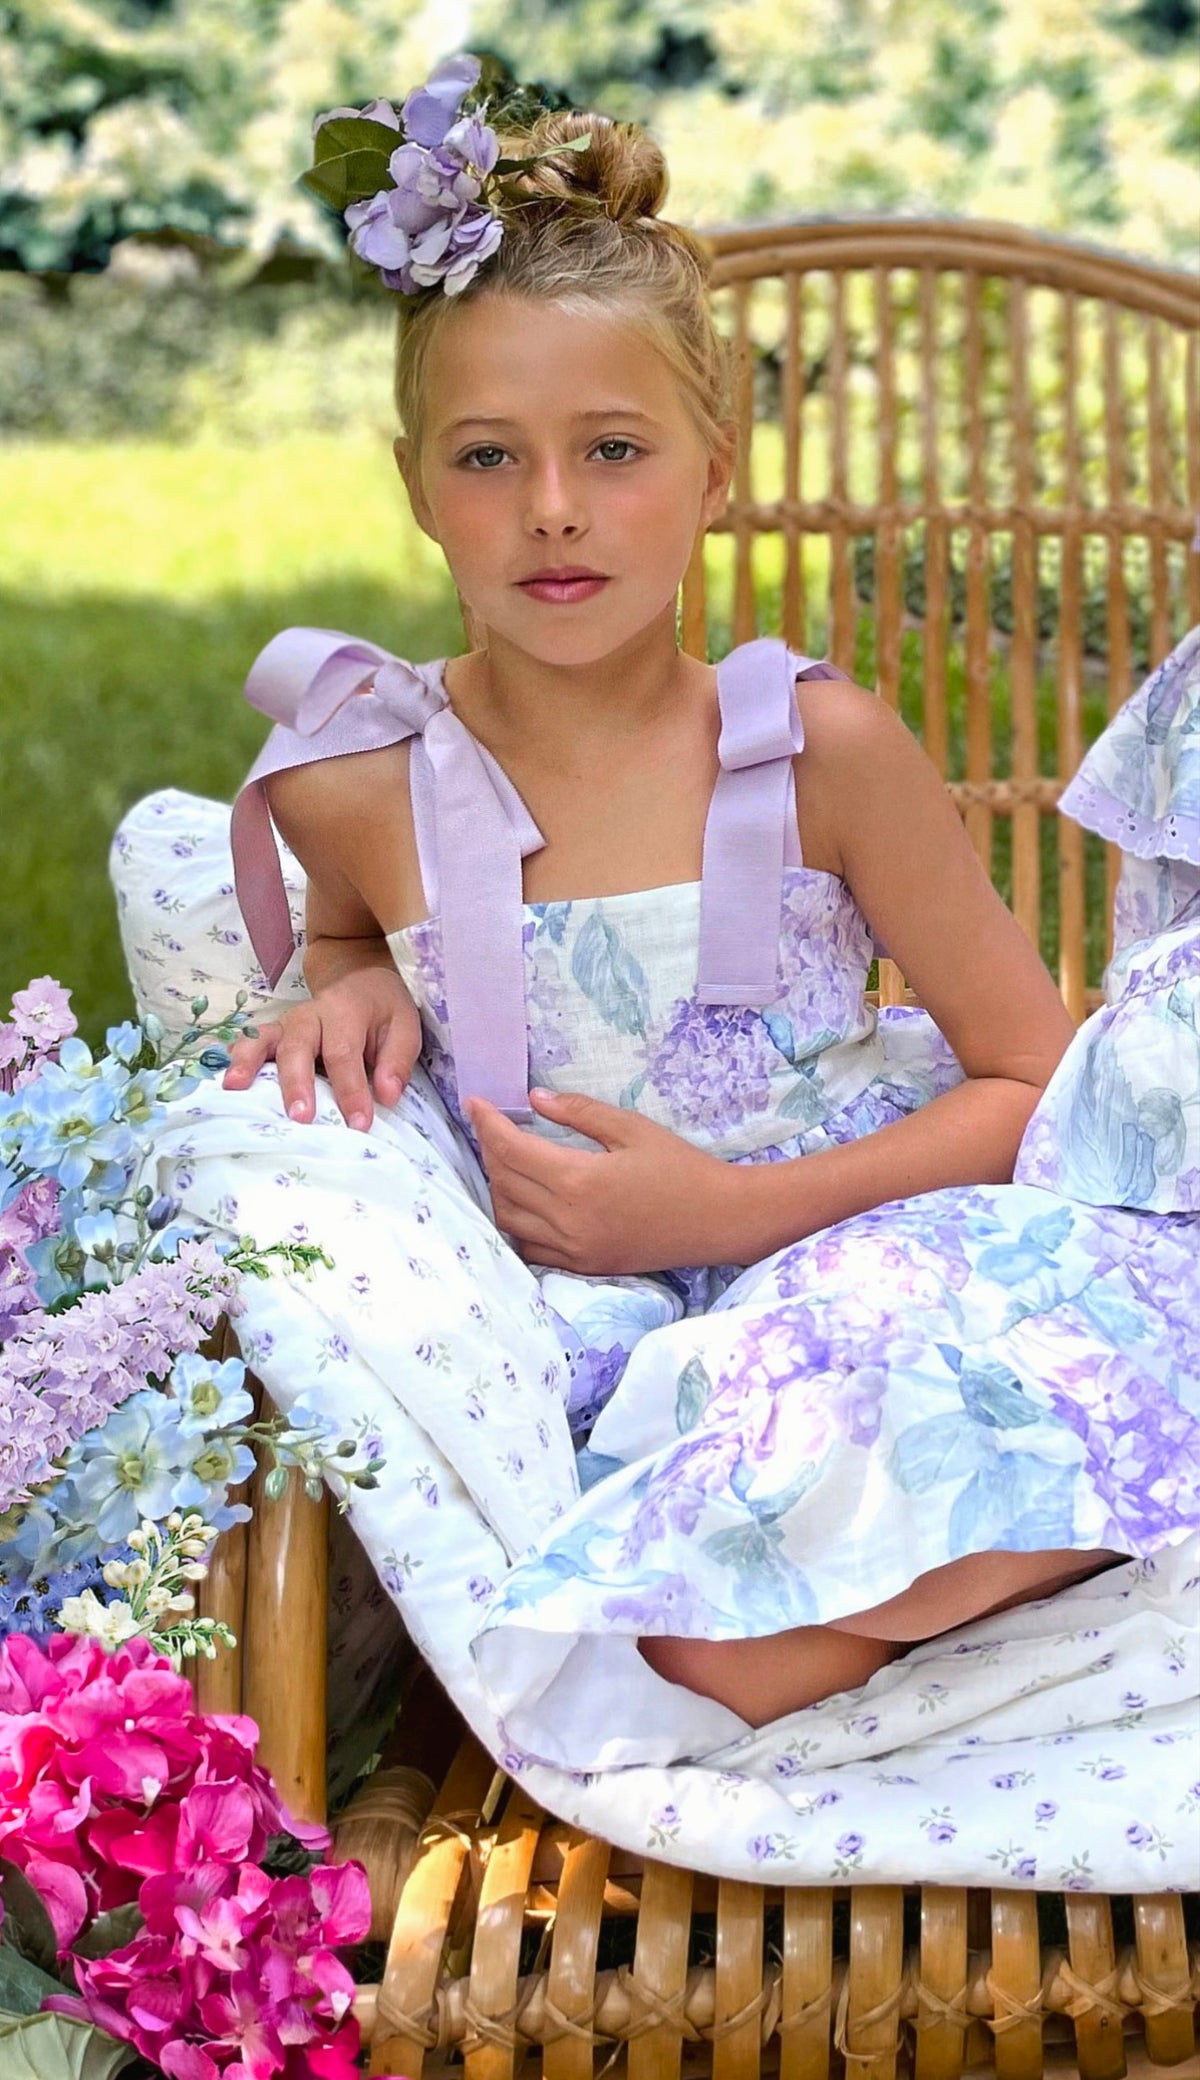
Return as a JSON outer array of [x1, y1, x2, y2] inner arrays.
[[198, 222, 1200, 2078], [678, 220, 1200, 1020]]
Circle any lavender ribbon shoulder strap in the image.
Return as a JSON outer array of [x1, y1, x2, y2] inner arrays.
[[230, 626, 847, 1120]]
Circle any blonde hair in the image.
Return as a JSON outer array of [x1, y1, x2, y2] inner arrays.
[[393, 109, 734, 467]]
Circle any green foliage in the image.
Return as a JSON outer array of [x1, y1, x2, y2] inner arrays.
[[471, 0, 1200, 265], [0, 2010, 137, 2078], [1, 0, 1196, 276], [0, 0, 462, 274], [0, 270, 393, 439]]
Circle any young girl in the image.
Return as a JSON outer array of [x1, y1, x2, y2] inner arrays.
[[222, 56, 1196, 1748]]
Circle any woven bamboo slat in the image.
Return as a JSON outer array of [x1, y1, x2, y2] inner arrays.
[[782, 271, 806, 653], [678, 218, 1199, 1018], [627, 1862, 695, 2080], [241, 1400, 329, 1824], [194, 221, 1198, 2079], [191, 1315, 256, 1718], [346, 1731, 1198, 2075], [873, 268, 902, 715], [962, 271, 995, 883], [1056, 293, 1088, 1023]]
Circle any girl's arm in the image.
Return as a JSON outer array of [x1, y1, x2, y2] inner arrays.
[[224, 754, 422, 1128], [719, 678, 1076, 1260], [471, 683, 1076, 1276]]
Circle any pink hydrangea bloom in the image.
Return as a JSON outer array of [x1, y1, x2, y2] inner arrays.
[[1, 1633, 368, 2072], [50, 1856, 368, 2074], [0, 1633, 324, 1945]]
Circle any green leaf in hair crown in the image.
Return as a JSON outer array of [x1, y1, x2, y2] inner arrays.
[[302, 50, 590, 297]]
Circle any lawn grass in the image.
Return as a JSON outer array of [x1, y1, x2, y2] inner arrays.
[[0, 434, 462, 1039], [1, 431, 1113, 1041]]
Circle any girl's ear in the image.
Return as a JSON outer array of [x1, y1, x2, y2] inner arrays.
[[394, 435, 439, 542], [700, 426, 736, 531]]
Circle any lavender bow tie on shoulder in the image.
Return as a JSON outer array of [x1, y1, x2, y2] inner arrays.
[[230, 629, 848, 1130], [230, 627, 543, 1119]]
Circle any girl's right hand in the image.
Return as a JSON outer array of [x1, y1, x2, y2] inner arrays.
[[223, 968, 422, 1130]]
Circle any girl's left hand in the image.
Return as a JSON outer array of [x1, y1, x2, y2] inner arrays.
[[466, 1088, 753, 1275]]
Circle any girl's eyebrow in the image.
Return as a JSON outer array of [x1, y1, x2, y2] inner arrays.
[[440, 407, 661, 436]]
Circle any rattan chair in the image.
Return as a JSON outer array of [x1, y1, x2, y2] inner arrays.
[[194, 221, 1200, 2077]]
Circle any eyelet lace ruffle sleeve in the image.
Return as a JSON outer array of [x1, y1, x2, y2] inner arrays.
[[1058, 622, 1200, 867], [1015, 625, 1200, 1213]]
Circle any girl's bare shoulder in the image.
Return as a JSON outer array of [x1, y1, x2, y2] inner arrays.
[[264, 739, 420, 923], [792, 674, 916, 876], [265, 738, 411, 835]]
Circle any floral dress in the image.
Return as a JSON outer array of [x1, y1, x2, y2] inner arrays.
[[216, 622, 1200, 1788]]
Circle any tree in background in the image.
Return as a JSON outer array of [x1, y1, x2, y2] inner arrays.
[[469, 0, 1200, 266], [1, 0, 1195, 274], [0, 0, 469, 271]]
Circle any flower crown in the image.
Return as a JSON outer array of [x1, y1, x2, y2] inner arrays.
[[301, 50, 590, 300]]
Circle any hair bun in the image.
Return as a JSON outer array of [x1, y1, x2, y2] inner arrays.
[[508, 109, 669, 225]]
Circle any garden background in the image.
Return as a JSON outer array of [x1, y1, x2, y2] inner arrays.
[[1, 0, 1197, 1039]]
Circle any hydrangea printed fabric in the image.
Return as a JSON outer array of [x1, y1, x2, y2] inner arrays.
[[115, 626, 1200, 1892]]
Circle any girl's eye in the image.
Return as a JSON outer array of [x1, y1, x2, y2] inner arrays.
[[459, 438, 641, 467]]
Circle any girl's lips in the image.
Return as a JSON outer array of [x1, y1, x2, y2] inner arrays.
[[517, 576, 610, 604]]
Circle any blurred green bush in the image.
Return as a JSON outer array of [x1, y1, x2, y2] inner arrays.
[[0, 265, 394, 442]]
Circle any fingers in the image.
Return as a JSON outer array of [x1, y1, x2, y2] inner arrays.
[[368, 1011, 421, 1110], [222, 988, 420, 1132], [272, 1017, 324, 1123], [468, 1097, 584, 1187], [529, 1086, 633, 1148], [222, 1022, 283, 1089], [492, 1202, 563, 1256], [306, 1031, 375, 1131]]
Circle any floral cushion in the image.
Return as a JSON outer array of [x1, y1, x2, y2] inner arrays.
[[109, 789, 310, 1046]]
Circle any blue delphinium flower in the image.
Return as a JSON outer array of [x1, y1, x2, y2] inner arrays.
[[0, 1553, 110, 1639], [173, 1430, 256, 1528], [65, 1390, 196, 1543], [15, 1040, 138, 1194], [169, 1350, 255, 1436]]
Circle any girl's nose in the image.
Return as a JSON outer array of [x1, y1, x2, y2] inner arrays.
[[525, 461, 585, 537]]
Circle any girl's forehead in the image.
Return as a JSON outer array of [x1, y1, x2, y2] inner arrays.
[[424, 296, 685, 428]]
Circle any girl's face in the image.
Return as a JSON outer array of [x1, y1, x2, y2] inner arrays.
[[397, 293, 733, 666]]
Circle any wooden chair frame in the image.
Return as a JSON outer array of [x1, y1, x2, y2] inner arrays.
[[195, 221, 1200, 2075]]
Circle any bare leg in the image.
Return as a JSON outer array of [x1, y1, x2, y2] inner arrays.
[[638, 1546, 1126, 1728], [827, 1546, 1126, 1642], [639, 1626, 903, 1725]]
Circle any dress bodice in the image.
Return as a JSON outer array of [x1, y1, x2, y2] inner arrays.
[[387, 869, 896, 1159], [231, 626, 965, 1159]]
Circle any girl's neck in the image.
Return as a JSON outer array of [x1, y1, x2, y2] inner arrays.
[[442, 606, 708, 768]]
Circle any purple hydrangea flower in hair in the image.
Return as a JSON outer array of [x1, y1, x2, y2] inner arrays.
[[312, 97, 400, 137], [308, 48, 580, 299], [401, 51, 482, 147], [348, 127, 503, 296], [442, 115, 500, 176]]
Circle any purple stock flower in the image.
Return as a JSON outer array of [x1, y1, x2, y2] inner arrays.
[[9, 976, 76, 1048], [0, 1239, 238, 1512]]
